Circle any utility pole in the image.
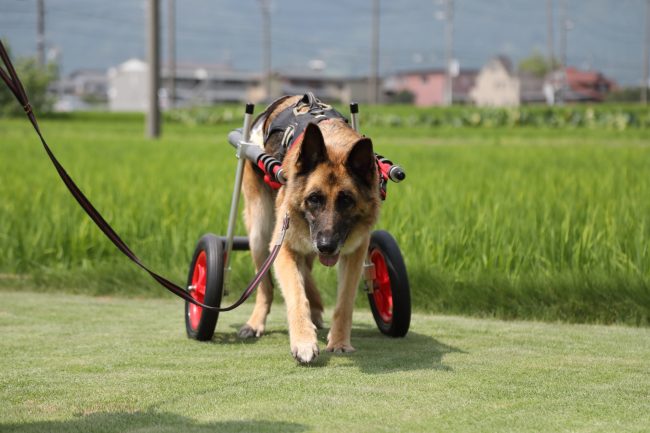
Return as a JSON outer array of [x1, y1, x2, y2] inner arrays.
[[559, 0, 568, 70], [36, 0, 45, 66], [546, 0, 554, 67], [558, 0, 570, 104], [147, 0, 161, 138], [443, 0, 454, 106], [369, 0, 380, 104], [259, 0, 272, 100], [167, 0, 176, 108], [643, 0, 649, 105]]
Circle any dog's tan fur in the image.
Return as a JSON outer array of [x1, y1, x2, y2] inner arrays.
[[239, 96, 381, 363]]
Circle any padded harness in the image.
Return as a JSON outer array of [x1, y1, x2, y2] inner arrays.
[[265, 92, 348, 160], [258, 93, 392, 200]]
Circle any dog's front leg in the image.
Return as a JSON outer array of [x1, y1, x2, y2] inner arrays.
[[327, 237, 369, 353], [274, 246, 319, 364]]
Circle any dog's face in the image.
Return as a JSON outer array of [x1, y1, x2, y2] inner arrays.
[[289, 122, 380, 267]]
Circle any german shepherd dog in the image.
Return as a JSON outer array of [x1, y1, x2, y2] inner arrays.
[[238, 94, 381, 363]]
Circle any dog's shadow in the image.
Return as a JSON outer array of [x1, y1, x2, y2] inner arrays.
[[210, 325, 288, 345], [314, 324, 464, 374], [213, 322, 464, 374]]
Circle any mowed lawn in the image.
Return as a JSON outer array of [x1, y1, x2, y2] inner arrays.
[[1, 290, 649, 433]]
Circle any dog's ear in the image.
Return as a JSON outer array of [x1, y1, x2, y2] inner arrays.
[[346, 138, 375, 187], [296, 123, 327, 175]]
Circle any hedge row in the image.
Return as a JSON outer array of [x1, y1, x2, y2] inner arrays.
[[166, 103, 650, 130]]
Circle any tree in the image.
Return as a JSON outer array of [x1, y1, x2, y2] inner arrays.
[[518, 50, 560, 78], [0, 41, 58, 117]]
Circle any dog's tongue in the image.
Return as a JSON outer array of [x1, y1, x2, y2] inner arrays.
[[319, 253, 340, 267]]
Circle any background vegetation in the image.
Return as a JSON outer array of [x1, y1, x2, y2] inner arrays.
[[0, 43, 58, 117], [1, 105, 648, 325], [167, 103, 650, 130]]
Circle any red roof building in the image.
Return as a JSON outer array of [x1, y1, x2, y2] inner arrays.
[[563, 67, 616, 102]]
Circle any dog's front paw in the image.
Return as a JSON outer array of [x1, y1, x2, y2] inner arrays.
[[238, 323, 264, 339], [326, 341, 356, 354], [326, 329, 355, 353], [291, 341, 320, 364]]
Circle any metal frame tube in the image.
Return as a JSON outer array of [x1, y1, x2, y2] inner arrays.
[[223, 103, 254, 291], [350, 102, 359, 132], [228, 129, 287, 185], [351, 101, 376, 292], [228, 130, 262, 161]]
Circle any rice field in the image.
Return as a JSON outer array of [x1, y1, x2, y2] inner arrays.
[[0, 109, 649, 324]]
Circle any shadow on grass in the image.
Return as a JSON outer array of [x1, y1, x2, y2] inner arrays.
[[208, 324, 289, 345], [210, 321, 464, 373], [315, 325, 465, 374], [1, 410, 307, 433]]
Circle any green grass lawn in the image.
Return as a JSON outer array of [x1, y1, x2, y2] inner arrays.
[[1, 111, 649, 324], [1, 290, 649, 433]]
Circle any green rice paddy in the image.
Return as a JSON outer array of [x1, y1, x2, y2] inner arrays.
[[0, 108, 648, 324]]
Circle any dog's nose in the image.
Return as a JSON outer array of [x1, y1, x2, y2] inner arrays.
[[316, 233, 338, 255]]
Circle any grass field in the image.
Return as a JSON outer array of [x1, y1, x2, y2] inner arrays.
[[1, 109, 649, 324], [1, 290, 649, 433]]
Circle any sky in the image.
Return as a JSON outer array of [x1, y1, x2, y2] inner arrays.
[[0, 0, 647, 86]]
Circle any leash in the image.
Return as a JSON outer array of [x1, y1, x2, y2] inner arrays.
[[0, 40, 288, 312]]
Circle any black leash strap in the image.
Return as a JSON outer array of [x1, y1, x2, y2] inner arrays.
[[0, 40, 284, 312]]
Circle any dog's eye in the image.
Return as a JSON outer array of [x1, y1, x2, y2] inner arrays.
[[336, 193, 355, 209], [306, 192, 325, 207]]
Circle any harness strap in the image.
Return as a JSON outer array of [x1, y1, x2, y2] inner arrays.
[[265, 92, 347, 153], [0, 40, 285, 312]]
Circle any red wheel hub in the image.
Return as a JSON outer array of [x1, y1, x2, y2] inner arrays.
[[370, 249, 393, 324], [188, 251, 207, 330]]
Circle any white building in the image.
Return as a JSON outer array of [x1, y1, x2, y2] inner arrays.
[[470, 56, 520, 107], [107, 59, 149, 112]]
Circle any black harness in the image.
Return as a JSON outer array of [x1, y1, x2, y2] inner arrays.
[[264, 92, 348, 160], [256, 93, 400, 200]]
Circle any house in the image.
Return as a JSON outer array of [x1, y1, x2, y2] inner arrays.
[[518, 71, 547, 104], [108, 59, 266, 111], [469, 56, 520, 107], [52, 69, 109, 111], [162, 63, 264, 107], [107, 58, 380, 111], [107, 59, 149, 111], [555, 67, 615, 102], [384, 68, 478, 106], [270, 73, 377, 105]]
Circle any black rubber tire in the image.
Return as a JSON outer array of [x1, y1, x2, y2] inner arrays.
[[184, 234, 224, 341], [367, 230, 411, 337]]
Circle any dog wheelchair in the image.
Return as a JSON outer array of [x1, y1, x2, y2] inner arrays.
[[184, 100, 411, 341], [0, 43, 408, 345]]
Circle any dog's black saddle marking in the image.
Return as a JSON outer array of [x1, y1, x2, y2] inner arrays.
[[265, 92, 348, 159]]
